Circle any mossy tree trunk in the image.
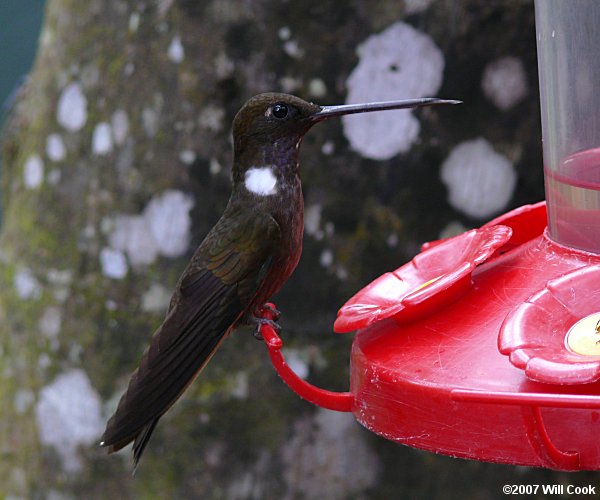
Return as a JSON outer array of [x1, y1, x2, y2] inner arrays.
[[3, 0, 580, 498]]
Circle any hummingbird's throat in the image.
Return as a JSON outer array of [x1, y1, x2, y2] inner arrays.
[[245, 166, 278, 196]]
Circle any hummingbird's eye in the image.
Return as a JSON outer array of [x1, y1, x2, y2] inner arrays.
[[271, 103, 289, 119]]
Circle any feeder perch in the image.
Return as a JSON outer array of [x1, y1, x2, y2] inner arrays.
[[260, 0, 600, 470]]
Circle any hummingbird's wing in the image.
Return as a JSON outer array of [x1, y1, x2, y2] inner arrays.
[[100, 209, 281, 466]]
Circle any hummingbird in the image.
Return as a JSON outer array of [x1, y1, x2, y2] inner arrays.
[[100, 92, 459, 468]]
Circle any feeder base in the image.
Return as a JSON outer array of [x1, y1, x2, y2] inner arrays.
[[351, 226, 600, 470]]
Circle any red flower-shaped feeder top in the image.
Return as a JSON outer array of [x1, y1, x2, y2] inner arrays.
[[499, 264, 600, 385], [334, 224, 512, 333]]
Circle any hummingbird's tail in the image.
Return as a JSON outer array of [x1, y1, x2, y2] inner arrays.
[[132, 418, 158, 472], [100, 268, 244, 469]]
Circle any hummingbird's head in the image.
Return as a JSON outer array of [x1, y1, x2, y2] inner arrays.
[[232, 93, 321, 158]]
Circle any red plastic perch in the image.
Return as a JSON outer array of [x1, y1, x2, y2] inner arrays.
[[259, 303, 353, 412]]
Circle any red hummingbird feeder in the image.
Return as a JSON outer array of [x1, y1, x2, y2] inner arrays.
[[260, 0, 600, 471]]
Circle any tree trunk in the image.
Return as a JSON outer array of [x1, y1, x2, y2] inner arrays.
[[2, 0, 572, 497]]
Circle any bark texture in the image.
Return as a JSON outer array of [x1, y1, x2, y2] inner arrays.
[[3, 0, 593, 498]]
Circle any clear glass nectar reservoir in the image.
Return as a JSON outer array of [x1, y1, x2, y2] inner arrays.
[[536, 0, 600, 252]]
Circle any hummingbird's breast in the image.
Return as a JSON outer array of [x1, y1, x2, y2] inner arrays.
[[256, 176, 304, 306], [235, 138, 305, 312]]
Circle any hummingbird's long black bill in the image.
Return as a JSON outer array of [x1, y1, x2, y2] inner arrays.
[[311, 98, 461, 122]]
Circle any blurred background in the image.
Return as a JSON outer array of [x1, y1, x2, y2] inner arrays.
[[1, 0, 598, 498]]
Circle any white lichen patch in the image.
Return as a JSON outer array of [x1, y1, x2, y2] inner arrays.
[[82, 223, 95, 240], [281, 348, 309, 380], [53, 288, 69, 303], [229, 371, 249, 399], [308, 78, 327, 98], [46, 134, 66, 162], [39, 306, 62, 341], [343, 22, 445, 160], [99, 247, 128, 279], [405, 0, 435, 14], [128, 12, 140, 32], [321, 140, 335, 155], [142, 107, 160, 137], [14, 388, 35, 414], [482, 56, 528, 111], [23, 154, 44, 189], [319, 248, 334, 267], [141, 283, 172, 312], [283, 39, 304, 59], [198, 105, 225, 132], [111, 109, 129, 145], [124, 62, 135, 76], [38, 353, 51, 372], [439, 220, 468, 240], [214, 52, 235, 79], [279, 76, 302, 94], [107, 190, 194, 268], [179, 149, 196, 165], [14, 267, 41, 300], [35, 369, 104, 472], [145, 190, 194, 257], [324, 221, 335, 237], [278, 26, 291, 41], [109, 215, 158, 266], [304, 204, 322, 237], [92, 122, 113, 155], [47, 489, 73, 500], [168, 35, 185, 63], [336, 265, 349, 280], [209, 158, 222, 175], [57, 82, 87, 132], [282, 409, 380, 498], [441, 138, 517, 218], [68, 344, 83, 364], [47, 268, 73, 286]]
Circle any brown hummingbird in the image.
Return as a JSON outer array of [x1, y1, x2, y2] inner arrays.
[[100, 92, 459, 468]]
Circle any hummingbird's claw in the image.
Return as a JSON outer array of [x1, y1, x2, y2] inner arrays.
[[251, 316, 281, 340], [249, 303, 282, 340], [261, 303, 281, 321]]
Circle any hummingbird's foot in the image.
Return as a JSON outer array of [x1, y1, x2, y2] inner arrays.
[[250, 316, 281, 340], [260, 303, 281, 321]]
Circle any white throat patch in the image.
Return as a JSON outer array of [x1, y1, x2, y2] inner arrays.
[[245, 166, 278, 196]]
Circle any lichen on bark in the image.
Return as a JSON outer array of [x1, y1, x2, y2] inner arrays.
[[4, 0, 585, 498]]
